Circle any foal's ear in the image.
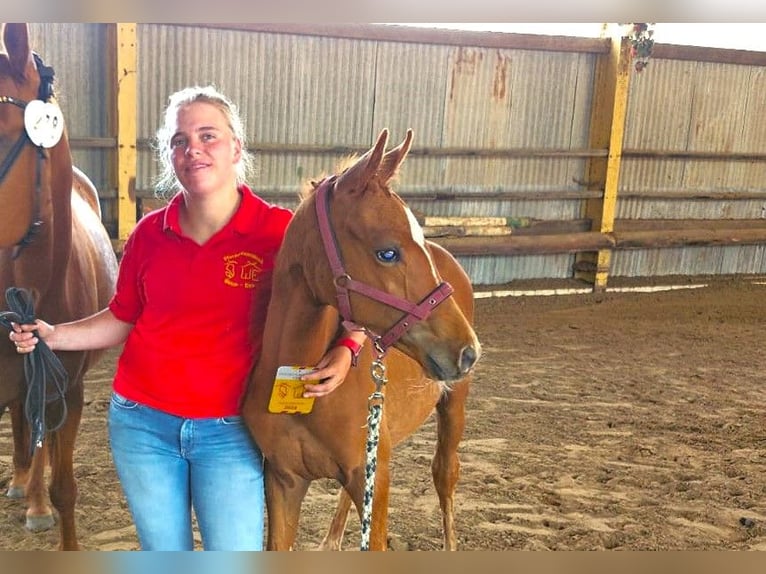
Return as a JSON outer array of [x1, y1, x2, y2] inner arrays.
[[336, 129, 388, 194], [3, 23, 33, 79], [378, 129, 413, 183]]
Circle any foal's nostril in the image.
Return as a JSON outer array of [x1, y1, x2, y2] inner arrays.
[[460, 345, 479, 374]]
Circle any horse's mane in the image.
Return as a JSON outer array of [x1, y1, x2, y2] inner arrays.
[[0, 49, 61, 102], [0, 55, 14, 77], [298, 154, 359, 201], [297, 152, 401, 202]]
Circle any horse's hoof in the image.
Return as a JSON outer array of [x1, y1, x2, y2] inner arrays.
[[6, 485, 25, 499], [26, 513, 55, 532]]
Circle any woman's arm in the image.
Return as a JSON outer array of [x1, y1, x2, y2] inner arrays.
[[9, 308, 133, 353], [300, 329, 368, 398]]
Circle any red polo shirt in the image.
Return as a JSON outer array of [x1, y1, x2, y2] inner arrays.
[[109, 185, 293, 418]]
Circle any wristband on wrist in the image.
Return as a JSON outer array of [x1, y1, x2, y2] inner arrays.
[[335, 337, 363, 367]]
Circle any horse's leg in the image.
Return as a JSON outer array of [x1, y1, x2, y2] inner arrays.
[[317, 488, 353, 550], [432, 377, 470, 550], [46, 381, 84, 550], [8, 401, 56, 531], [24, 444, 55, 532], [7, 401, 31, 499], [264, 462, 311, 550]]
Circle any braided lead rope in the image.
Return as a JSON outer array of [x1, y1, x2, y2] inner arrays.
[[360, 358, 387, 551]]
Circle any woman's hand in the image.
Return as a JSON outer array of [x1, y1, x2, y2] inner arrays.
[[300, 344, 355, 398], [8, 319, 53, 354]]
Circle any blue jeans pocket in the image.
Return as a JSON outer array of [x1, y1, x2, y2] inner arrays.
[[219, 415, 242, 425], [110, 391, 140, 410]]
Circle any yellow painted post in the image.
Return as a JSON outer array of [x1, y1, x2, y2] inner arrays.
[[575, 24, 632, 291], [114, 23, 138, 248]]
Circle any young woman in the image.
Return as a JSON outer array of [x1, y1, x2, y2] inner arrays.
[[8, 86, 365, 550]]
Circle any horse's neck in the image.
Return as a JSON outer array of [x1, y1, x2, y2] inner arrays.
[[255, 265, 338, 379], [4, 142, 73, 297], [48, 139, 74, 255]]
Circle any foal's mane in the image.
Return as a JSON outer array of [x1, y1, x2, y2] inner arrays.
[[297, 152, 401, 203], [298, 154, 358, 202], [0, 53, 21, 80]]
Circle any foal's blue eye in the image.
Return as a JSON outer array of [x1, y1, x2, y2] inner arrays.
[[376, 249, 399, 263]]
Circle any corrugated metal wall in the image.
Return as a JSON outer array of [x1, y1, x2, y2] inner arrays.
[[27, 23, 111, 216], [616, 56, 766, 278], [137, 25, 381, 197], [134, 24, 599, 286], [22, 24, 766, 285], [134, 27, 594, 193], [623, 60, 766, 197]]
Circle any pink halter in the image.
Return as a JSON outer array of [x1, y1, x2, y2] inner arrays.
[[314, 177, 454, 358]]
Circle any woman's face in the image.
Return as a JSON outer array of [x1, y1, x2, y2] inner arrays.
[[169, 101, 242, 196]]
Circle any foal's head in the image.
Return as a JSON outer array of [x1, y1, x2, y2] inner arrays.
[[291, 129, 479, 381]]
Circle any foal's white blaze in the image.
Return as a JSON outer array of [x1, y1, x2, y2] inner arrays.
[[405, 206, 425, 247], [405, 206, 439, 278]]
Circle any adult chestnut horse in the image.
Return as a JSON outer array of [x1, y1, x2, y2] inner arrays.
[[242, 128, 481, 550], [0, 23, 117, 550]]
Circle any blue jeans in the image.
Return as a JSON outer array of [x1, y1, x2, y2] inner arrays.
[[108, 392, 265, 551]]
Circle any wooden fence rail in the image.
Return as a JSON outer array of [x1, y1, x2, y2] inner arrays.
[[434, 225, 766, 256]]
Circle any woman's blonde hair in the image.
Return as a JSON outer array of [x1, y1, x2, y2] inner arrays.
[[153, 85, 256, 198]]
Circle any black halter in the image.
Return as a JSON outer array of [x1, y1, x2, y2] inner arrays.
[[0, 52, 56, 258]]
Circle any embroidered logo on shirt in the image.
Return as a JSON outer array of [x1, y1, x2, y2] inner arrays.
[[223, 252, 263, 288]]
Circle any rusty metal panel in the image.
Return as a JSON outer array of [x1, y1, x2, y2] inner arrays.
[[441, 47, 594, 191]]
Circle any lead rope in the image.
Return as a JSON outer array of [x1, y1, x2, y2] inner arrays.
[[360, 357, 387, 551], [0, 287, 69, 455]]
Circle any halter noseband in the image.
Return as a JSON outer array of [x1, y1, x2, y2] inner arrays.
[[314, 176, 454, 357], [0, 52, 55, 258]]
